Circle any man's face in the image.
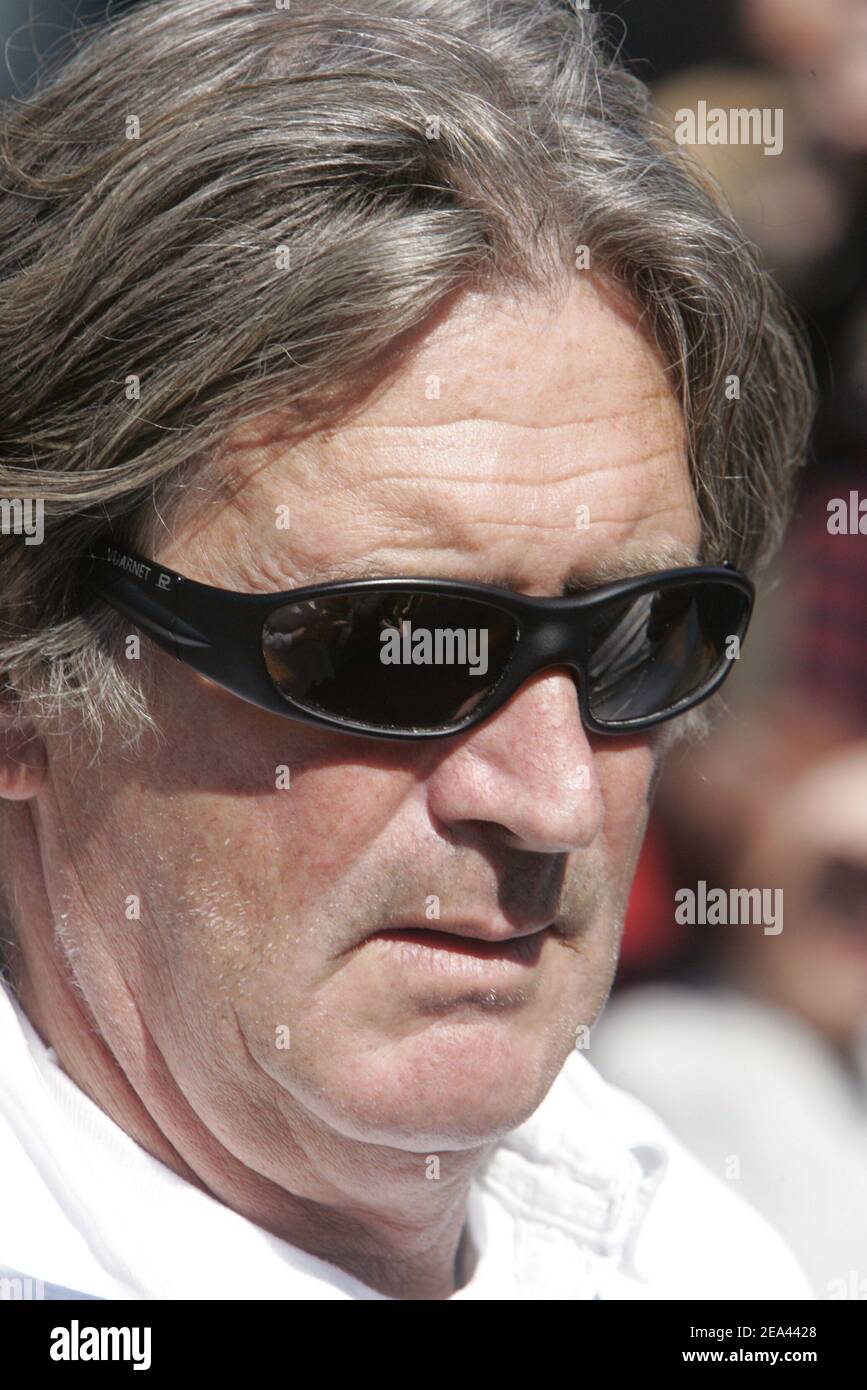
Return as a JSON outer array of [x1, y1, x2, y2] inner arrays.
[[35, 277, 700, 1157]]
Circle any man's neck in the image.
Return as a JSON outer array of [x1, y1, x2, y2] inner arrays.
[[13, 952, 483, 1300]]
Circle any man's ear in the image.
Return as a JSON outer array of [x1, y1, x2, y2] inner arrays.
[[0, 681, 46, 800]]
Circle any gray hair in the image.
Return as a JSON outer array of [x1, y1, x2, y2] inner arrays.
[[0, 0, 815, 761]]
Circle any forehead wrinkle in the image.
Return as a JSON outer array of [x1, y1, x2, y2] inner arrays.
[[202, 384, 691, 592], [221, 447, 696, 593], [203, 377, 685, 530], [328, 391, 677, 435], [316, 417, 683, 486], [266, 538, 699, 593]]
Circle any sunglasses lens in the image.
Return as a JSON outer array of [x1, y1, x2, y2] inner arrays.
[[262, 589, 518, 732], [586, 581, 749, 725]]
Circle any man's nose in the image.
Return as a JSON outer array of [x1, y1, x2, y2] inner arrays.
[[425, 667, 605, 853]]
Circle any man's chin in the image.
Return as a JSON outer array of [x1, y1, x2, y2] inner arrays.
[[289, 1018, 569, 1151]]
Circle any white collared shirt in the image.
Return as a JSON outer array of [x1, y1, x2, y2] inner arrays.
[[0, 979, 811, 1300]]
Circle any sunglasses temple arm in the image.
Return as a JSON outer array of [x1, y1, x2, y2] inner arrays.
[[83, 552, 212, 653]]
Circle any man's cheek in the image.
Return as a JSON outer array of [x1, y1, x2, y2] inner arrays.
[[595, 747, 654, 845]]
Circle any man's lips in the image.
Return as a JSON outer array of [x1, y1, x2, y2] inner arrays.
[[371, 918, 552, 944], [363, 923, 552, 965]]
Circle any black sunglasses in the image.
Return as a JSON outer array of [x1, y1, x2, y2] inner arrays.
[[81, 538, 754, 741]]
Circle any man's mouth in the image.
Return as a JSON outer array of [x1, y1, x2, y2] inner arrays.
[[361, 923, 552, 972]]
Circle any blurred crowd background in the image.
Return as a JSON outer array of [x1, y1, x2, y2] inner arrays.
[[1, 0, 865, 1299], [593, 0, 867, 1303]]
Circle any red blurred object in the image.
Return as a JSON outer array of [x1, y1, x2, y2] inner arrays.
[[621, 815, 678, 969], [787, 465, 867, 734]]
